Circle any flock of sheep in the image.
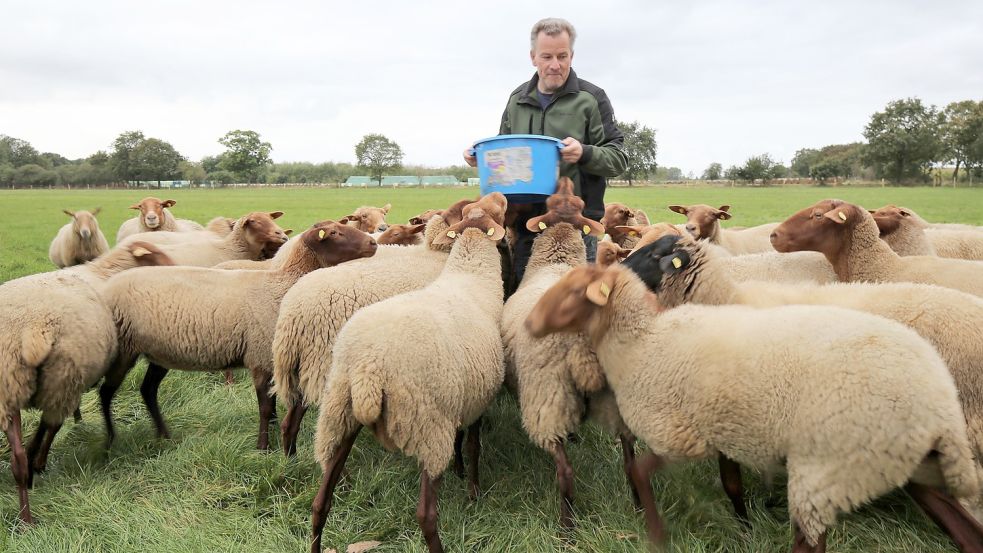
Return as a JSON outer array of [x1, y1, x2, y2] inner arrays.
[[3, 182, 983, 553]]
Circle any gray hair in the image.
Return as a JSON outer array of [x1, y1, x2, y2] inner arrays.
[[530, 18, 576, 51]]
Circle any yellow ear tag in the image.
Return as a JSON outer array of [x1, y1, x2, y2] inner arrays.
[[671, 257, 682, 269], [487, 227, 495, 236], [132, 247, 150, 257], [838, 212, 847, 221], [599, 282, 611, 298], [538, 221, 547, 230], [318, 229, 326, 239], [447, 230, 456, 238], [628, 231, 637, 237], [583, 225, 591, 235]]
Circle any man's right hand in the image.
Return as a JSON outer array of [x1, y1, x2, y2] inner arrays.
[[463, 148, 477, 167]]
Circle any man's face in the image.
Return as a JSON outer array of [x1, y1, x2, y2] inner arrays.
[[530, 31, 573, 94]]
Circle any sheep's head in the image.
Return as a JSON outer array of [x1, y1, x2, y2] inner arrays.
[[433, 193, 507, 245], [237, 211, 289, 258], [869, 204, 923, 237], [525, 264, 619, 338], [441, 198, 473, 226], [64, 208, 102, 241], [667, 204, 730, 240], [621, 235, 690, 293], [600, 202, 638, 239], [376, 223, 426, 246], [343, 204, 391, 233], [595, 241, 631, 268], [206, 216, 237, 237], [130, 197, 176, 230], [126, 241, 176, 267], [526, 177, 605, 236], [409, 209, 443, 226], [302, 220, 377, 267], [621, 223, 684, 254], [770, 199, 864, 255]]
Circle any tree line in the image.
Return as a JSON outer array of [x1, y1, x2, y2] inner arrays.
[[1, 97, 979, 188]]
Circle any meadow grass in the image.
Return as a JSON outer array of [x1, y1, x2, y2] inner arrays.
[[0, 186, 980, 552]]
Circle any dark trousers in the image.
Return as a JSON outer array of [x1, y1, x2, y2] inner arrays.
[[508, 203, 599, 293]]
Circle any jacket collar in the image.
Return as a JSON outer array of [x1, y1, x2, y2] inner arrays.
[[519, 68, 580, 106]]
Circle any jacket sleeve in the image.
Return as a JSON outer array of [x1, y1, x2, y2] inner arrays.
[[578, 88, 628, 177]]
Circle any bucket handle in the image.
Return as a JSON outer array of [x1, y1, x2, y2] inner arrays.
[[468, 140, 565, 158]]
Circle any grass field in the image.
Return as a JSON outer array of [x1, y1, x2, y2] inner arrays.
[[1, 186, 981, 552]]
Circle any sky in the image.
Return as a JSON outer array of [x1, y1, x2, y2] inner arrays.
[[2, 0, 981, 176]]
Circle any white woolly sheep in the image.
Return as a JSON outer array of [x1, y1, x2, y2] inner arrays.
[[115, 197, 203, 243], [376, 222, 427, 246], [118, 211, 289, 267], [272, 198, 469, 455], [772, 199, 983, 297], [873, 205, 983, 260], [0, 241, 173, 524], [48, 208, 110, 268], [501, 179, 634, 528], [311, 193, 508, 553], [98, 222, 377, 449], [526, 263, 983, 552], [668, 203, 777, 254], [627, 234, 983, 518], [342, 203, 391, 233], [205, 216, 238, 237]]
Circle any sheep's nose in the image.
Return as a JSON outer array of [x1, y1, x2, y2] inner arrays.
[[80, 229, 91, 239], [769, 231, 779, 243], [376, 224, 388, 232], [369, 238, 377, 247]]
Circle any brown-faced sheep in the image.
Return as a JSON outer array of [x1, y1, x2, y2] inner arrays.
[[342, 203, 391, 233], [668, 203, 777, 254], [115, 197, 203, 243], [48, 208, 110, 268]]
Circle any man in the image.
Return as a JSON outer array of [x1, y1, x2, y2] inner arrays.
[[465, 17, 627, 284]]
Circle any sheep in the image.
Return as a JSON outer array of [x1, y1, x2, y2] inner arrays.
[[97, 221, 377, 450], [115, 197, 203, 243], [205, 216, 237, 237], [622, 224, 837, 285], [376, 222, 426, 246], [600, 202, 650, 248], [311, 193, 508, 553], [48, 208, 110, 268], [668, 203, 777, 254], [772, 199, 983, 297], [501, 179, 637, 529], [117, 211, 289, 268], [0, 241, 174, 524], [872, 205, 983, 260], [342, 203, 391, 233], [896, 207, 983, 232], [525, 262, 983, 552], [626, 234, 983, 518], [595, 240, 630, 268], [272, 198, 469, 456]]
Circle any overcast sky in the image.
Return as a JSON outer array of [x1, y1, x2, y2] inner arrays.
[[2, 0, 981, 175]]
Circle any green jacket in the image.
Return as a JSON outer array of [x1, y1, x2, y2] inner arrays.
[[499, 68, 627, 220]]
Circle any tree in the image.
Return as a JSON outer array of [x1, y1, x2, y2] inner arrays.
[[702, 162, 723, 180], [616, 121, 658, 185], [218, 130, 272, 183], [0, 135, 40, 167], [790, 148, 820, 177], [940, 100, 983, 184], [14, 164, 57, 186], [179, 160, 207, 184], [355, 134, 403, 184], [110, 130, 146, 184], [862, 98, 941, 184], [132, 138, 184, 187]]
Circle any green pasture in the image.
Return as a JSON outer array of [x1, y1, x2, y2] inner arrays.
[[0, 186, 981, 552]]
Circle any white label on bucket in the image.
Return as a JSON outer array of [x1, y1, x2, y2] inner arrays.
[[485, 147, 533, 186]]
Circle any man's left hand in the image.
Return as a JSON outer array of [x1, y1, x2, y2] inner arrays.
[[560, 137, 583, 163]]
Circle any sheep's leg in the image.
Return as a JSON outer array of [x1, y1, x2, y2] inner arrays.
[[251, 370, 275, 451], [620, 433, 641, 509], [72, 408, 82, 423], [140, 363, 171, 439], [25, 421, 47, 489], [628, 451, 666, 547], [416, 470, 444, 553], [791, 523, 826, 553], [465, 418, 481, 501], [452, 430, 465, 479], [99, 357, 135, 448], [223, 369, 234, 385], [27, 421, 62, 486], [719, 454, 750, 527], [4, 411, 34, 525], [549, 441, 575, 530], [310, 427, 360, 553], [906, 482, 983, 553], [280, 403, 308, 458]]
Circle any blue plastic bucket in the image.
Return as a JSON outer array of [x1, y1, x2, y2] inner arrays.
[[471, 134, 563, 203]]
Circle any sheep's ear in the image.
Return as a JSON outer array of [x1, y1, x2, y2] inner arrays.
[[615, 224, 646, 237], [162, 199, 176, 208], [824, 208, 850, 224], [715, 207, 732, 220], [269, 211, 284, 219], [408, 223, 427, 235], [668, 205, 687, 215], [526, 213, 550, 232], [617, 246, 632, 259], [578, 217, 606, 237], [129, 203, 141, 210], [432, 229, 457, 246], [867, 209, 877, 215], [63, 209, 75, 217], [585, 273, 616, 306], [658, 251, 690, 275], [718, 205, 731, 212], [284, 229, 294, 236], [381, 203, 391, 213], [92, 207, 102, 216], [625, 208, 635, 218]]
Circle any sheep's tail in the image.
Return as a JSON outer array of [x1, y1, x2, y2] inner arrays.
[[21, 323, 55, 370], [0, 323, 53, 428], [934, 424, 983, 501], [270, 325, 302, 409], [350, 360, 385, 426]]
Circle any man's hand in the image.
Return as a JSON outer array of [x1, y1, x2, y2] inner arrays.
[[463, 148, 477, 167], [560, 137, 583, 163]]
